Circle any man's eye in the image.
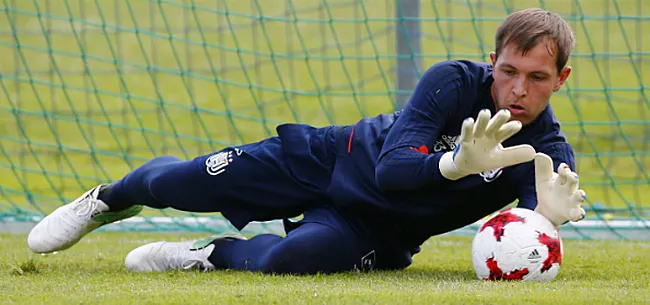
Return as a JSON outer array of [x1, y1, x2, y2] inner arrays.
[[503, 70, 515, 75]]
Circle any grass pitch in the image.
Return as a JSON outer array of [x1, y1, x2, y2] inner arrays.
[[1, 233, 648, 304]]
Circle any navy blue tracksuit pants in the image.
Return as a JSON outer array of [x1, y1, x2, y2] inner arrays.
[[103, 124, 416, 274]]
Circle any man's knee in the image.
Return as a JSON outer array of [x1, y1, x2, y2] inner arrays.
[[147, 157, 187, 187]]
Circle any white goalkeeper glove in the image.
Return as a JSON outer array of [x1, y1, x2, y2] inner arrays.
[[534, 153, 587, 228], [439, 109, 537, 180]]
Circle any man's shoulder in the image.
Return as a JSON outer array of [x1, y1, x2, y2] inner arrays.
[[419, 60, 494, 103], [424, 60, 492, 79]]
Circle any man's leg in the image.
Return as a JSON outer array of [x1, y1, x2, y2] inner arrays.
[[212, 223, 357, 274], [97, 141, 320, 227], [124, 223, 355, 274], [124, 207, 416, 274], [27, 135, 328, 254]]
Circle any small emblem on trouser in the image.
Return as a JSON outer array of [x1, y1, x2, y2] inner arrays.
[[205, 151, 234, 176]]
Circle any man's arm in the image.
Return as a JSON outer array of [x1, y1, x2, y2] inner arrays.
[[375, 61, 536, 191], [374, 61, 463, 191]]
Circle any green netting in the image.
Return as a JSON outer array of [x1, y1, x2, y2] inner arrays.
[[0, 0, 648, 239]]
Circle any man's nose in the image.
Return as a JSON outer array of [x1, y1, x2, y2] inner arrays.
[[512, 76, 527, 97]]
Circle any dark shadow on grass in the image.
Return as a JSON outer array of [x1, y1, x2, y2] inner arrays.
[[201, 265, 477, 282], [365, 266, 477, 281]]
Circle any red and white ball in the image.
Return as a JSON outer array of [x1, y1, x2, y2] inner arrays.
[[471, 208, 563, 282]]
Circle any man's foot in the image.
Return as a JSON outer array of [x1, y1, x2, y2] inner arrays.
[[27, 185, 143, 254], [124, 234, 247, 272]]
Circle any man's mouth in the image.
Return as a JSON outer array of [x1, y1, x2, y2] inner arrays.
[[508, 104, 525, 116]]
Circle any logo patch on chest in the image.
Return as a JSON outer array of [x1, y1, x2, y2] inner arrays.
[[433, 134, 459, 152], [479, 168, 503, 183]]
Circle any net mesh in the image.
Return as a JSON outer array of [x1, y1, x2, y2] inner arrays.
[[1, 0, 648, 239]]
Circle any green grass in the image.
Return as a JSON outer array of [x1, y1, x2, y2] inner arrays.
[[0, 1, 648, 225], [0, 233, 648, 304]]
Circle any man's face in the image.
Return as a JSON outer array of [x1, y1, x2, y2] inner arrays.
[[490, 39, 571, 125]]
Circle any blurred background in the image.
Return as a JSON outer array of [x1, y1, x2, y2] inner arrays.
[[0, 0, 648, 239]]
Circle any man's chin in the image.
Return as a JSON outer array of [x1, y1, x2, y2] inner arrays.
[[507, 113, 531, 125]]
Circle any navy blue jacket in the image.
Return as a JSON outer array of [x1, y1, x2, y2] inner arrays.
[[322, 60, 575, 242]]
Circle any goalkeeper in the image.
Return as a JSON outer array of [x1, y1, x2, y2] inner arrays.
[[28, 8, 586, 274]]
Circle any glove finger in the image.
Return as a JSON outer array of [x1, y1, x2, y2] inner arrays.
[[572, 189, 587, 203], [459, 117, 475, 144], [571, 207, 586, 222], [473, 109, 491, 138], [534, 153, 554, 184], [555, 163, 570, 186], [485, 109, 510, 137], [496, 144, 536, 167], [494, 121, 523, 143], [566, 171, 580, 193]]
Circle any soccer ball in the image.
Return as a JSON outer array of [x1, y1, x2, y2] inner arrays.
[[471, 208, 563, 282]]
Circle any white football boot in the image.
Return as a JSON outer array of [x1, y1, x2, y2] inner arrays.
[[125, 234, 247, 272], [27, 185, 143, 254]]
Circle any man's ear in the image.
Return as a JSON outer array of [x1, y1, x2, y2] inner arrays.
[[489, 52, 497, 67], [554, 66, 572, 92]]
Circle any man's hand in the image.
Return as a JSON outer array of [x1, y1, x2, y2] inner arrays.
[[439, 109, 536, 180], [534, 152, 587, 228]]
